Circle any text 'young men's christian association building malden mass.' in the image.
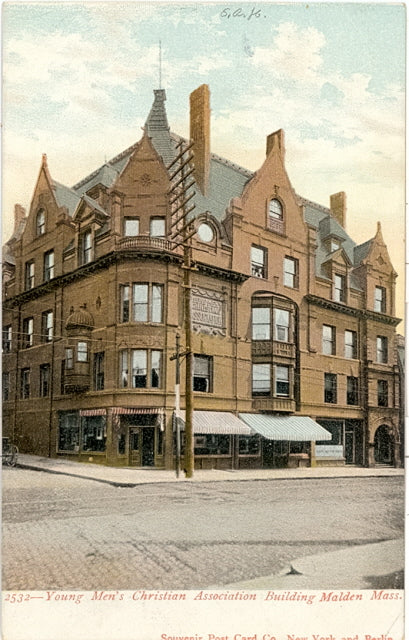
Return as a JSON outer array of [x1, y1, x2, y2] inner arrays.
[[2, 85, 403, 470]]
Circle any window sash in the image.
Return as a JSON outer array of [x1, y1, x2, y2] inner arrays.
[[121, 285, 130, 322], [42, 312, 53, 342], [251, 246, 266, 278], [2, 372, 10, 401], [23, 319, 33, 348], [44, 251, 54, 281], [377, 380, 388, 407], [40, 365, 50, 397], [133, 284, 149, 322], [333, 274, 345, 302], [322, 325, 335, 355], [150, 218, 166, 237], [269, 199, 283, 220], [25, 262, 35, 289], [2, 326, 12, 352], [77, 342, 88, 362], [376, 337, 388, 363], [124, 218, 140, 236], [132, 350, 148, 388], [284, 257, 297, 288], [252, 307, 271, 340], [344, 330, 357, 358], [21, 369, 30, 399], [324, 373, 337, 403], [252, 363, 271, 395], [374, 287, 386, 313], [275, 365, 290, 397], [36, 210, 45, 235], [193, 355, 212, 392], [347, 377, 358, 405], [94, 352, 105, 391], [274, 309, 290, 342]]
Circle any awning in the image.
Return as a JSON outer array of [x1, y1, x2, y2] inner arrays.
[[239, 414, 332, 441], [79, 409, 107, 417], [176, 411, 252, 435], [112, 407, 165, 415]]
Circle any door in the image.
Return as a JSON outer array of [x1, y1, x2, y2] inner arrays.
[[141, 427, 155, 466], [374, 425, 392, 465], [344, 430, 355, 464], [129, 428, 141, 466]]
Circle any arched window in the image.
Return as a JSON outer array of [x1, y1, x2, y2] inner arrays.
[[269, 199, 283, 221], [36, 209, 46, 236]]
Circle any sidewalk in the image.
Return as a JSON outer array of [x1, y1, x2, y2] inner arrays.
[[15, 453, 404, 487]]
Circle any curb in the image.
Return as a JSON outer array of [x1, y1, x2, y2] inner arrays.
[[15, 462, 405, 487]]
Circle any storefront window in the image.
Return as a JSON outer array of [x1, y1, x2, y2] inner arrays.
[[194, 434, 231, 455], [118, 433, 126, 455], [58, 412, 80, 451], [82, 416, 106, 452], [239, 434, 261, 455]]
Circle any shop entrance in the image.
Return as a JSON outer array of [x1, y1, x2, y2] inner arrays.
[[374, 425, 393, 465], [125, 413, 158, 467]]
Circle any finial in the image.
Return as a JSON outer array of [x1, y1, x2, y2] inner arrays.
[[159, 40, 162, 89]]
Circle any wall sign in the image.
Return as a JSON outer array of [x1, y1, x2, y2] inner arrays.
[[191, 287, 225, 336]]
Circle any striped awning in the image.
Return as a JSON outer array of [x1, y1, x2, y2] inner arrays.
[[79, 408, 107, 417], [239, 414, 332, 441], [112, 407, 165, 415], [176, 411, 252, 435]]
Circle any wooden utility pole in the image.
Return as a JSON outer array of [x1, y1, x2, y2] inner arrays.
[[167, 140, 196, 478]]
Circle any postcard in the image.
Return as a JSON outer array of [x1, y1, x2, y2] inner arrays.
[[1, 2, 405, 639]]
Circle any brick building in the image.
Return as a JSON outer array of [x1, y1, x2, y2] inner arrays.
[[2, 85, 402, 469]]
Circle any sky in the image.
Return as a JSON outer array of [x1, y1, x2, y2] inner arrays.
[[2, 2, 406, 322]]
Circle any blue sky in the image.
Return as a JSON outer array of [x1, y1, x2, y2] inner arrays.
[[2, 2, 406, 319]]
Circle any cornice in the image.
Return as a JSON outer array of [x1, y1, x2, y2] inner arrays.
[[305, 294, 401, 326]]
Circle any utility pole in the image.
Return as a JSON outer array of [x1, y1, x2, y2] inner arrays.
[[167, 140, 196, 478], [170, 333, 183, 477]]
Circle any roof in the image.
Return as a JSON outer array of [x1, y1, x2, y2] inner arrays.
[[53, 181, 81, 216], [239, 414, 332, 441]]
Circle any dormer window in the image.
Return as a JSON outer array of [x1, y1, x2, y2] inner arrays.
[[374, 286, 386, 313], [330, 239, 340, 252], [333, 274, 346, 303], [36, 209, 45, 236], [79, 230, 92, 265], [269, 199, 283, 220], [197, 222, 214, 243]]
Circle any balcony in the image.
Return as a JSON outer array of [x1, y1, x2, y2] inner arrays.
[[252, 397, 295, 412], [117, 236, 181, 253]]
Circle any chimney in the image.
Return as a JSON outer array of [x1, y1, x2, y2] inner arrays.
[[190, 84, 210, 196], [330, 192, 347, 228], [266, 129, 285, 158], [13, 204, 26, 233]]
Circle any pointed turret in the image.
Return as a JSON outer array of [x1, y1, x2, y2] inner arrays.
[[145, 89, 175, 167]]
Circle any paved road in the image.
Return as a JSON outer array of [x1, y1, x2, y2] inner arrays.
[[2, 468, 404, 590]]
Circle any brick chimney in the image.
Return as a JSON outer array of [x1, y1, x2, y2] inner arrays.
[[266, 129, 285, 158], [330, 191, 347, 228], [190, 84, 210, 196], [13, 204, 26, 233]]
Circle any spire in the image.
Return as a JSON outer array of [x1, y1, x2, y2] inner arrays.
[[145, 89, 175, 167]]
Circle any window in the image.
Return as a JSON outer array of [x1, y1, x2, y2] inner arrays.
[[25, 261, 35, 290], [252, 363, 271, 396], [324, 373, 337, 403], [283, 257, 298, 288], [269, 198, 283, 220], [120, 350, 163, 389], [93, 352, 105, 391], [344, 330, 357, 359], [347, 376, 359, 405], [275, 365, 290, 397], [40, 364, 51, 397], [322, 325, 336, 355], [333, 274, 346, 303], [374, 286, 386, 313], [121, 283, 163, 323], [124, 218, 140, 236], [193, 355, 212, 392], [20, 368, 30, 399], [239, 434, 261, 455], [77, 342, 88, 362], [150, 217, 165, 237], [2, 326, 12, 353], [79, 230, 92, 265], [2, 372, 10, 401], [377, 380, 388, 407], [251, 246, 267, 278], [194, 434, 231, 456], [58, 412, 79, 452], [376, 336, 388, 364], [330, 239, 340, 252], [120, 285, 130, 322], [65, 348, 74, 369], [41, 311, 53, 342], [82, 416, 106, 452], [274, 309, 290, 342], [197, 222, 214, 243], [36, 209, 45, 236], [43, 250, 54, 282], [22, 318, 34, 348], [252, 307, 270, 340]]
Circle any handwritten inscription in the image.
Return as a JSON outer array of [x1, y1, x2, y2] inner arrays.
[[221, 7, 265, 20]]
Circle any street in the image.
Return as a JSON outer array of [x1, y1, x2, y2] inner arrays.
[[2, 468, 404, 590]]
